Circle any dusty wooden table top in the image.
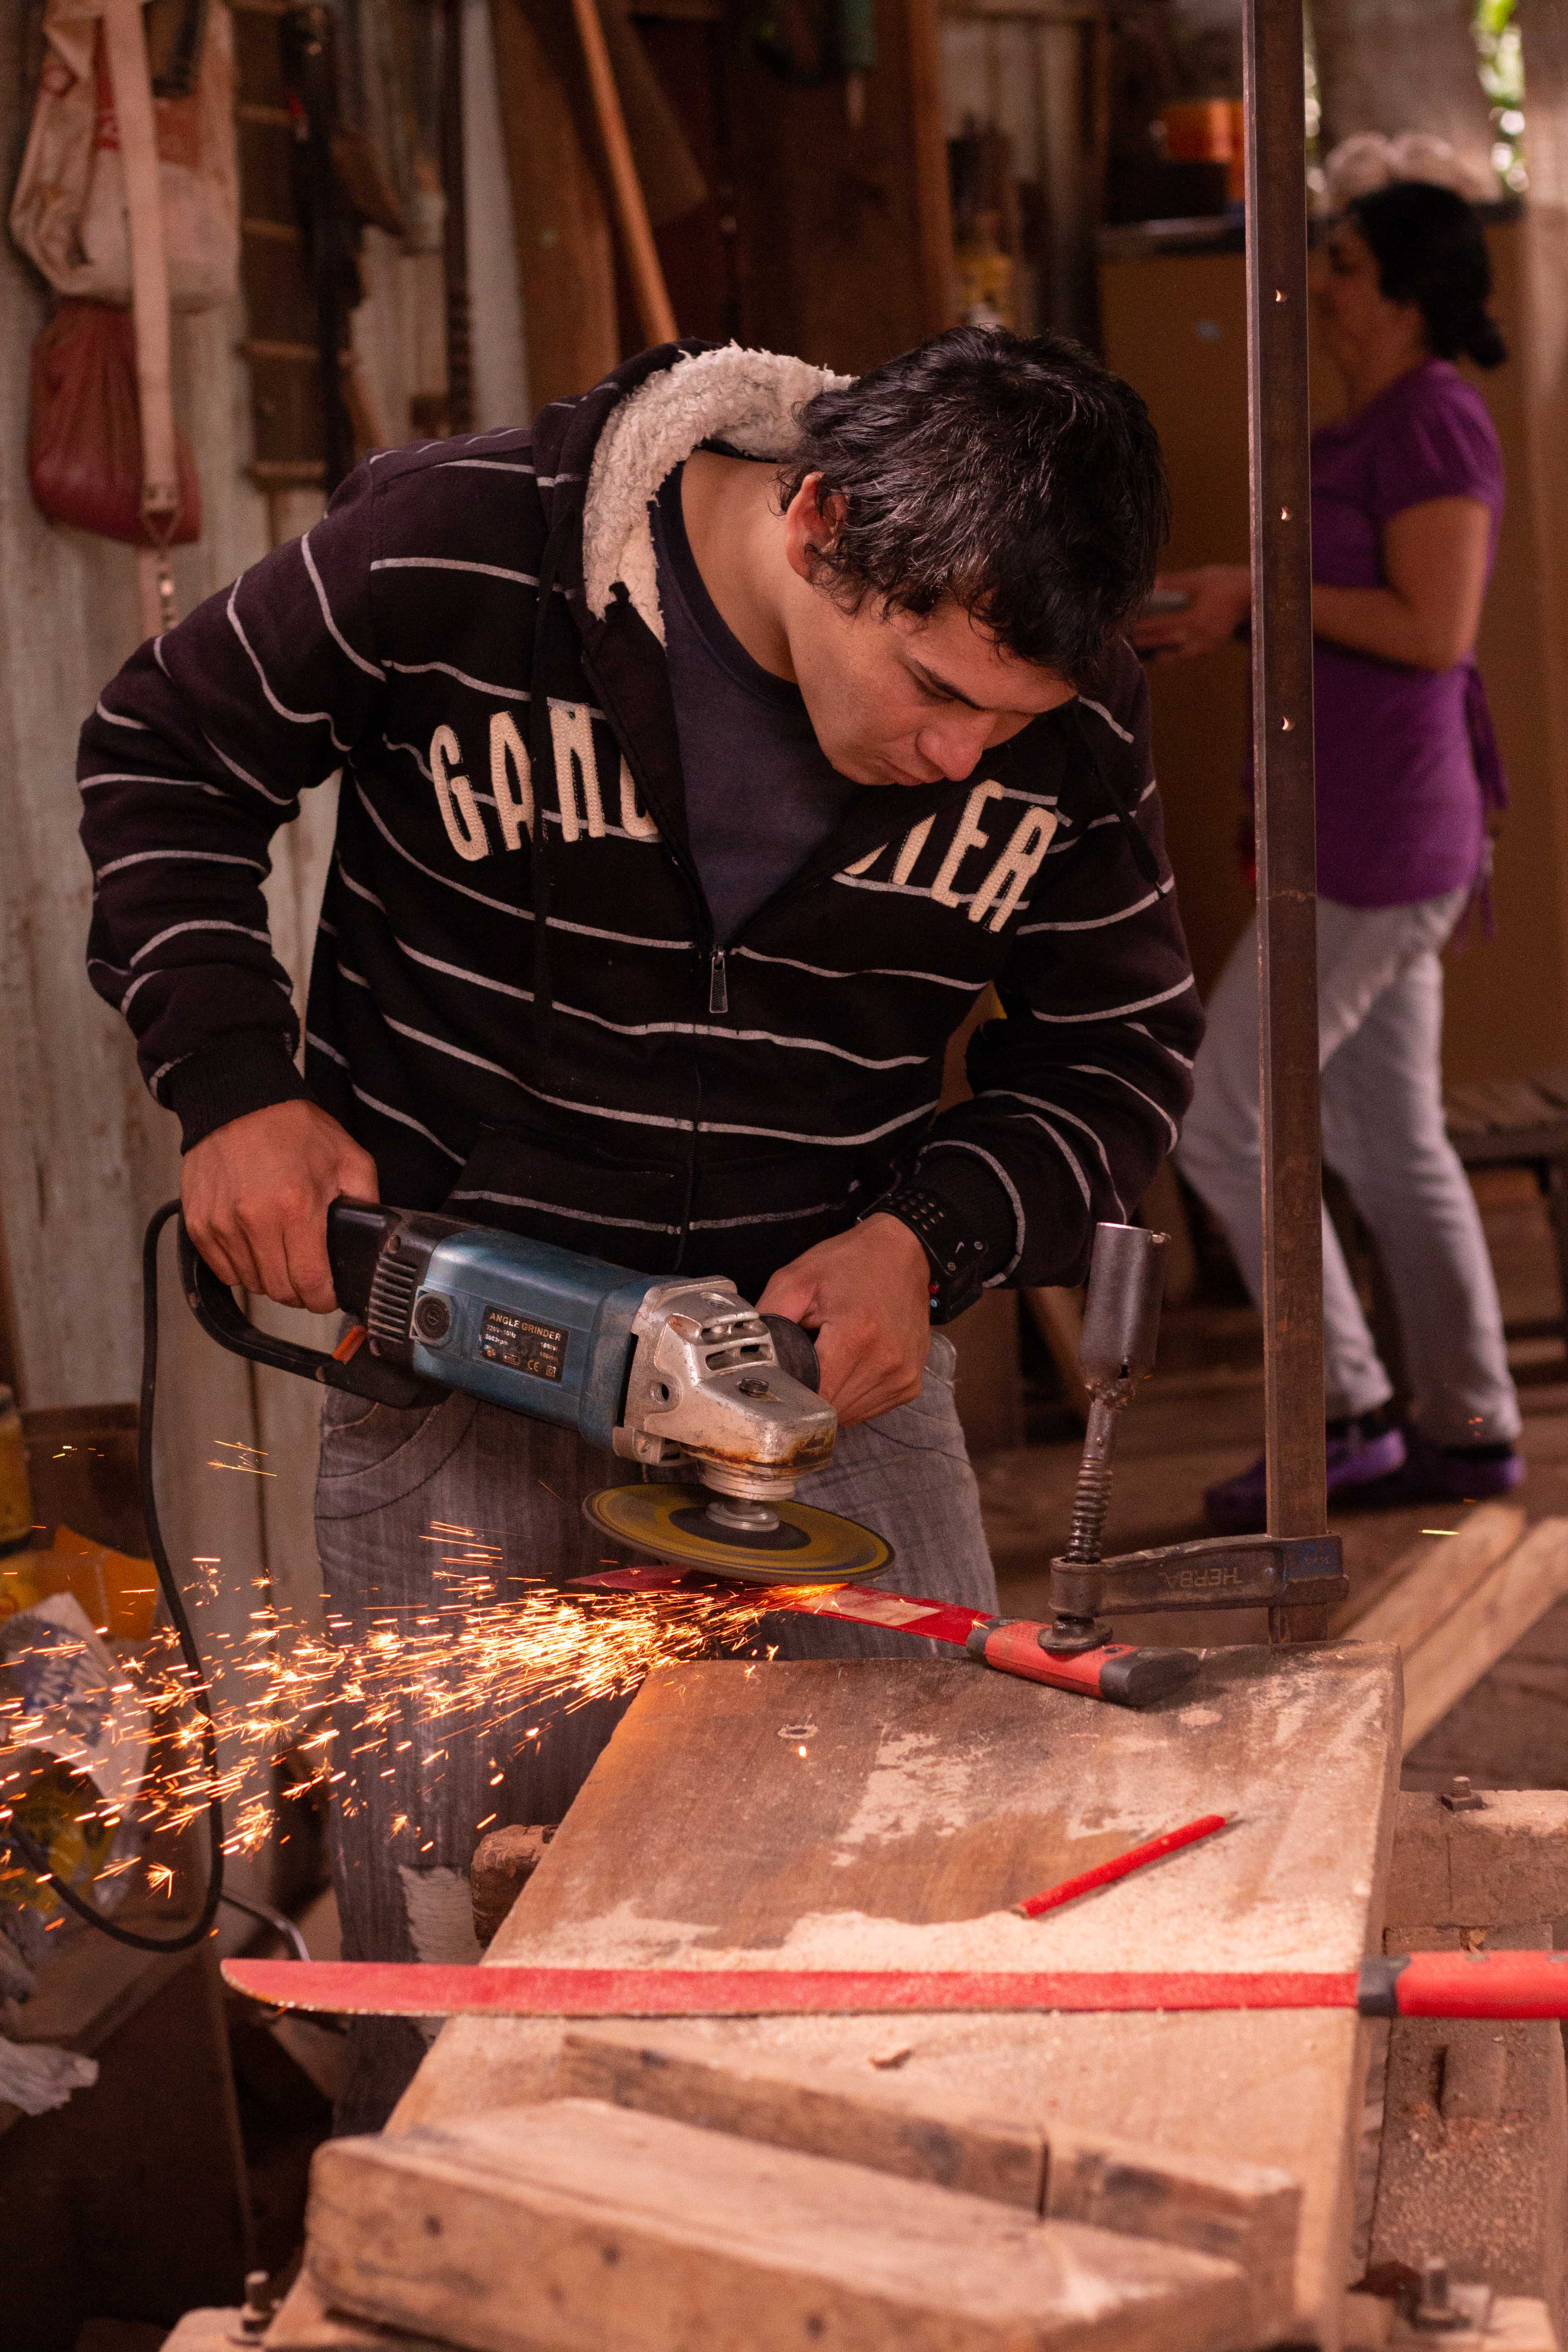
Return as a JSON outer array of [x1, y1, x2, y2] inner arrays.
[[395, 1643, 1401, 2348]]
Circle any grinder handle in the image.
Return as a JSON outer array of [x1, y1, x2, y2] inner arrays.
[[761, 1315, 820, 1393], [176, 1217, 438, 1407]]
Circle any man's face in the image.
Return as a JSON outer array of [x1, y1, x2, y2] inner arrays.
[[781, 478, 1079, 787]]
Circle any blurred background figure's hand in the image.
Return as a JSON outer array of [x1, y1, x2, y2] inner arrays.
[[1133, 565, 1253, 660]]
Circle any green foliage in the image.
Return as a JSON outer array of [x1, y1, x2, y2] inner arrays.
[[1474, 0, 1526, 190]]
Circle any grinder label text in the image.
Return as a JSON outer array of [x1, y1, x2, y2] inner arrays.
[[480, 1306, 568, 1384]]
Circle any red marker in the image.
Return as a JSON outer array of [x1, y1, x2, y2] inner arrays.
[[1013, 1813, 1227, 1920]]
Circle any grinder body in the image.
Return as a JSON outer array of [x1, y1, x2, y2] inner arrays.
[[336, 1205, 661, 1452], [182, 1201, 838, 1505]]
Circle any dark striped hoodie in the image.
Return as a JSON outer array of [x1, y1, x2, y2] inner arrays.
[[79, 341, 1202, 1303]]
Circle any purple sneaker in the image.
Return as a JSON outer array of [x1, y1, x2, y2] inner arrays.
[[1204, 1422, 1407, 1534], [1366, 1430, 1525, 1506]]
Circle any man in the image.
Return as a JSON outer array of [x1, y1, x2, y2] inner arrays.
[[81, 327, 1198, 2122]]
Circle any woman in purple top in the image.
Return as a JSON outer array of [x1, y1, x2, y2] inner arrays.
[[1139, 181, 1521, 1526]]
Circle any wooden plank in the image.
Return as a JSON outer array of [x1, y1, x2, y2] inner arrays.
[[309, 2097, 1254, 2352], [269, 2265, 463, 2351], [1443, 1793, 1568, 1931], [1368, 1928, 1568, 2334], [561, 2022, 1299, 2338], [559, 2019, 1047, 2206], [478, 1652, 1394, 1970], [1339, 1504, 1528, 1651], [1383, 1789, 1568, 1946], [906, 0, 959, 335], [488, 0, 618, 407], [1374, 1792, 1568, 2332], [1445, 1077, 1568, 1133], [398, 1648, 1401, 2345], [1044, 2124, 1297, 2341], [1402, 1519, 1568, 1752], [568, 0, 677, 345]]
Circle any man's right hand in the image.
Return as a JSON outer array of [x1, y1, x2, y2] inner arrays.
[[181, 1100, 379, 1313]]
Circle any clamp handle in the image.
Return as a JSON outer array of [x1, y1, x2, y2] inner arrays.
[[176, 1215, 438, 1407], [1078, 1221, 1167, 1391]]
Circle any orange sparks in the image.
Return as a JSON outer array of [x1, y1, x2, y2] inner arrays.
[[0, 1545, 769, 1870]]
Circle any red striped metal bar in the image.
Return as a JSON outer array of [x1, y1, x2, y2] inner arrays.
[[223, 1953, 1568, 2022], [224, 1958, 1357, 2018]]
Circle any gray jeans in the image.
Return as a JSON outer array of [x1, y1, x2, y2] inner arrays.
[[314, 1332, 995, 2129], [1176, 891, 1519, 1445]]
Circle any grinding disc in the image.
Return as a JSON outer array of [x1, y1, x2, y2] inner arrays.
[[582, 1483, 893, 1584]]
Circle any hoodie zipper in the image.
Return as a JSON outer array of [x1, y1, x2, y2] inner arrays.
[[576, 637, 722, 1274]]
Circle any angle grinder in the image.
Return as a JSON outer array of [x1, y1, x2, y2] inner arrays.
[[179, 1200, 892, 1584], [0, 1201, 887, 1960]]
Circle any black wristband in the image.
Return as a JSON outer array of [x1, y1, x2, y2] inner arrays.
[[877, 1185, 990, 1326]]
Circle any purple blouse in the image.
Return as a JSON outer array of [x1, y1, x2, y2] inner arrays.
[[1309, 359, 1506, 908]]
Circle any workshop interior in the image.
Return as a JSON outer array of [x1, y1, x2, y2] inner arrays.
[[4, 0, 1568, 2347]]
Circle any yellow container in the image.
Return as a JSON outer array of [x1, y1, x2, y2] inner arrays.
[[0, 1387, 33, 1557], [0, 1551, 42, 1622]]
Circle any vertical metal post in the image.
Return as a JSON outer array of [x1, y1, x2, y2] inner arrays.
[[1242, 0, 1328, 1638]]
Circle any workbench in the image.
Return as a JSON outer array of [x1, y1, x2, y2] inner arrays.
[[277, 1641, 1405, 2351]]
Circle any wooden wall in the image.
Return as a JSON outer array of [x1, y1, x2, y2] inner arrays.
[[1100, 212, 1568, 1083], [0, 5, 446, 1904], [637, 0, 952, 373]]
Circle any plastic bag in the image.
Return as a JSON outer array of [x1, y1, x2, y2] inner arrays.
[[10, 0, 238, 310], [28, 297, 200, 544]]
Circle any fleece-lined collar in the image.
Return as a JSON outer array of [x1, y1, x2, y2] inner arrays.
[[578, 344, 849, 641]]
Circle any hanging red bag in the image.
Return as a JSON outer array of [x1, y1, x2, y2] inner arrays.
[[28, 298, 201, 546]]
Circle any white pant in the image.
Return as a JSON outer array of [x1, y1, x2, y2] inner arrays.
[[1176, 890, 1520, 1446]]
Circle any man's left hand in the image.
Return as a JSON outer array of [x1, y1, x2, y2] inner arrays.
[[758, 1214, 931, 1428]]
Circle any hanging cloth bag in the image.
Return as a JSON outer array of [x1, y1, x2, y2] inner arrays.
[[15, 1, 228, 628], [27, 298, 201, 550], [10, 0, 239, 309]]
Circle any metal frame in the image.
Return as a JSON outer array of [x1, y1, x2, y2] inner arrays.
[[1243, 0, 1328, 1639]]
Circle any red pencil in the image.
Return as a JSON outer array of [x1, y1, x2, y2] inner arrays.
[[1013, 1812, 1228, 1920]]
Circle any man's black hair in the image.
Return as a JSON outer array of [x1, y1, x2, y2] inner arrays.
[[777, 324, 1169, 686], [1348, 180, 1507, 370]]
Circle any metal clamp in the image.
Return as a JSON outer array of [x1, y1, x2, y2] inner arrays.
[[1044, 1220, 1349, 1651], [1051, 1530, 1346, 1625]]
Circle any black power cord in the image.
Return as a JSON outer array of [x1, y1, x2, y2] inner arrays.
[[0, 1203, 224, 1953]]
